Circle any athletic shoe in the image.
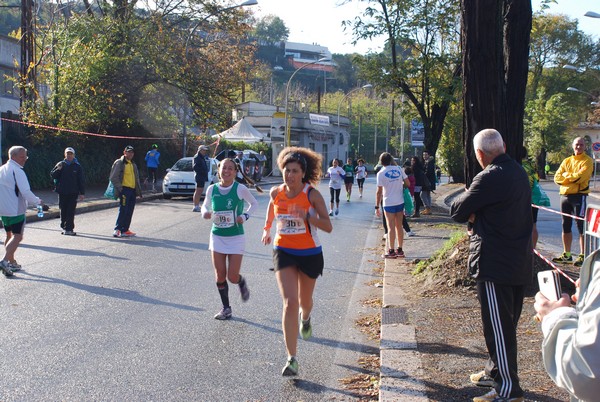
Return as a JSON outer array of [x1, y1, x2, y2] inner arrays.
[[412, 213, 420, 218], [574, 254, 585, 267], [122, 230, 137, 237], [192, 206, 201, 212], [214, 307, 232, 320], [407, 231, 416, 237], [396, 249, 405, 258], [384, 249, 397, 259], [359, 194, 362, 198], [472, 389, 523, 402], [8, 261, 22, 272], [300, 316, 312, 340], [0, 260, 14, 277], [329, 211, 333, 216], [239, 278, 250, 302], [421, 208, 432, 215], [552, 252, 572, 263], [113, 230, 122, 238], [282, 357, 299, 376], [470, 370, 495, 387], [335, 209, 339, 216], [63, 230, 76, 236]]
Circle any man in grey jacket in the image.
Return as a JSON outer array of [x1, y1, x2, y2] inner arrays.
[[450, 129, 532, 402], [109, 145, 142, 238]]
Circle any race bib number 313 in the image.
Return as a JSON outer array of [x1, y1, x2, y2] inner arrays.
[[277, 214, 307, 235]]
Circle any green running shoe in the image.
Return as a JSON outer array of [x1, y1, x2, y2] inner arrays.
[[552, 252, 572, 264], [300, 316, 312, 340], [282, 357, 298, 376], [574, 254, 585, 267]]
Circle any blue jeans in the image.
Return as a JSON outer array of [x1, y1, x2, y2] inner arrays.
[[115, 187, 137, 232]]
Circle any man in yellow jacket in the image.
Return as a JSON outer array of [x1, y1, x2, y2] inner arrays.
[[553, 137, 594, 267]]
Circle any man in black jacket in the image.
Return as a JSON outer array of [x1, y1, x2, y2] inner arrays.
[[450, 129, 532, 402], [192, 145, 210, 212], [51, 147, 85, 235]]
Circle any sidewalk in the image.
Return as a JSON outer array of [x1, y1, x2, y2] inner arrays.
[[379, 183, 464, 401]]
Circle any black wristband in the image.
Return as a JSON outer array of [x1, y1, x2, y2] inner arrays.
[[374, 206, 379, 209]]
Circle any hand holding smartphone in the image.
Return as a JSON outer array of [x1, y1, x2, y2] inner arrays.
[[537, 270, 562, 301]]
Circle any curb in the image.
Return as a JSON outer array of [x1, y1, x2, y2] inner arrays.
[[379, 184, 461, 401]]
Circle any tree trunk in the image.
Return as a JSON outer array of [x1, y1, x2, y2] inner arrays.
[[461, 0, 532, 186]]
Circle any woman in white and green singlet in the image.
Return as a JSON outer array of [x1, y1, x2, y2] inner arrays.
[[202, 158, 258, 320]]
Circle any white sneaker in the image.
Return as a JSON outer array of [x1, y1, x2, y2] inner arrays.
[[407, 231, 416, 237], [192, 206, 201, 212]]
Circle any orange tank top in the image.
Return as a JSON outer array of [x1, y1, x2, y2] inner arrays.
[[273, 183, 321, 255]]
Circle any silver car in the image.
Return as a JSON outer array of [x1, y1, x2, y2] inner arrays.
[[162, 157, 218, 199]]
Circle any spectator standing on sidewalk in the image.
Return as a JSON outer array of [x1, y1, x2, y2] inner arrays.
[[450, 129, 532, 402], [51, 147, 85, 236], [144, 144, 160, 192], [534, 249, 600, 402], [376, 152, 410, 259], [0, 146, 42, 276], [410, 156, 427, 217], [201, 158, 258, 320], [192, 145, 210, 212], [110, 145, 142, 238], [552, 137, 593, 267], [421, 150, 436, 215], [262, 147, 332, 376]]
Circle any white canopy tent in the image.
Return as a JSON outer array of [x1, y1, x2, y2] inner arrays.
[[213, 118, 264, 143]]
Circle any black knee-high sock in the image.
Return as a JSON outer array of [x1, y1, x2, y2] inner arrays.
[[217, 281, 230, 308], [237, 275, 245, 287]]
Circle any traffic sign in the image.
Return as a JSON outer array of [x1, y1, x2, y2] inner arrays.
[[593, 142, 600, 152]]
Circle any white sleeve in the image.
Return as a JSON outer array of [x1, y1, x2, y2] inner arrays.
[[15, 168, 40, 206], [200, 185, 214, 215], [237, 184, 258, 217], [541, 262, 600, 401]]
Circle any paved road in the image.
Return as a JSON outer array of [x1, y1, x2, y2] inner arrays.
[[0, 180, 383, 401]]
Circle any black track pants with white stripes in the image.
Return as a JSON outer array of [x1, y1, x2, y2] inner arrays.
[[477, 281, 525, 399]]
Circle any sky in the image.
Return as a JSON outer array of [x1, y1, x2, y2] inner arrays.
[[252, 0, 600, 55]]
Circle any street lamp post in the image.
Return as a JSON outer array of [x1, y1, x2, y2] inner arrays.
[[336, 84, 373, 128], [284, 57, 330, 147], [181, 0, 258, 157], [584, 11, 600, 18], [336, 84, 372, 158]]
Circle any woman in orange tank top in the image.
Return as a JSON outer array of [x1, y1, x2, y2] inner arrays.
[[262, 147, 332, 376]]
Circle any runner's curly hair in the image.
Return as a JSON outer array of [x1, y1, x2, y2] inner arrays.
[[277, 146, 323, 185]]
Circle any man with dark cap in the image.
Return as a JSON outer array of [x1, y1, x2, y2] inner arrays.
[[192, 145, 210, 212], [51, 147, 85, 235], [110, 145, 142, 237]]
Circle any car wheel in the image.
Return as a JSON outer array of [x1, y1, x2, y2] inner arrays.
[[163, 194, 172, 200]]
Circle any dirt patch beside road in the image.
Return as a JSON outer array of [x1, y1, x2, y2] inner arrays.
[[400, 218, 572, 401]]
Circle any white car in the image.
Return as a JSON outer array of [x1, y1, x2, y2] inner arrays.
[[162, 157, 218, 199]]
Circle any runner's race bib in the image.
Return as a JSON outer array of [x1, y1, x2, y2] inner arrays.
[[345, 171, 352, 177], [277, 214, 307, 235], [213, 210, 235, 228]]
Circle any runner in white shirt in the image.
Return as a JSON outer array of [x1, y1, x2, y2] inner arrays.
[[355, 159, 368, 198], [325, 159, 345, 216], [375, 152, 409, 259]]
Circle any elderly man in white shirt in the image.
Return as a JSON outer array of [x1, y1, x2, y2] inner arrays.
[[0, 146, 42, 276]]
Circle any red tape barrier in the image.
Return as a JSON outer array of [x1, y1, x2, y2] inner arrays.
[[532, 204, 585, 221], [533, 248, 577, 285]]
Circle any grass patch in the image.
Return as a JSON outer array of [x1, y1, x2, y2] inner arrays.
[[413, 231, 466, 275]]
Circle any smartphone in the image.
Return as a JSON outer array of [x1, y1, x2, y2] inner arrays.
[[537, 270, 562, 301]]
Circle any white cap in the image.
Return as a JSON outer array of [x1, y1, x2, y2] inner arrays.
[[65, 147, 75, 154]]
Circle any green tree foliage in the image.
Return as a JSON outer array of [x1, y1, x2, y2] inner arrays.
[[528, 13, 598, 99], [346, 0, 461, 156], [525, 90, 576, 165], [252, 15, 289, 45]]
